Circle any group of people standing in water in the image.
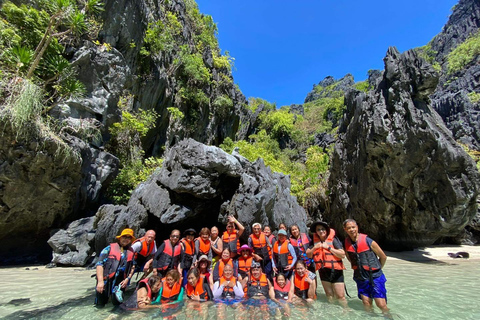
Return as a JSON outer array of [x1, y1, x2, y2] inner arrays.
[[94, 215, 389, 315]]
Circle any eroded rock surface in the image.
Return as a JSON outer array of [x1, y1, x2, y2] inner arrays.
[[327, 47, 480, 250]]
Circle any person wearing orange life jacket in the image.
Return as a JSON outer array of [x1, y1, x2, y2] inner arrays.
[[150, 229, 182, 278], [210, 247, 238, 288], [244, 261, 272, 299], [151, 269, 184, 304], [289, 224, 314, 271], [186, 267, 214, 301], [248, 223, 274, 279], [237, 244, 254, 287], [181, 228, 197, 286], [131, 230, 157, 277], [343, 219, 389, 314], [272, 229, 297, 279], [222, 215, 245, 258], [288, 260, 316, 304], [212, 263, 244, 299], [263, 225, 276, 246], [121, 275, 162, 309], [195, 227, 213, 261], [306, 221, 347, 307], [95, 228, 137, 306]]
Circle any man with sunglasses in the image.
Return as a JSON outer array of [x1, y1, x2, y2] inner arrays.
[[149, 229, 182, 278]]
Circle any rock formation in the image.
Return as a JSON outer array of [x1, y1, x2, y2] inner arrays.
[[327, 47, 480, 250]]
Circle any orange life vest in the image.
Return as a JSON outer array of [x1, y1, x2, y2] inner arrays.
[[312, 229, 345, 271], [133, 237, 154, 258], [294, 272, 311, 299], [186, 276, 209, 300], [160, 279, 182, 302], [196, 237, 211, 256], [212, 259, 235, 282], [237, 256, 253, 278], [222, 230, 240, 254], [103, 243, 134, 280], [273, 241, 293, 270], [246, 273, 269, 298], [273, 278, 291, 300], [219, 276, 237, 298], [249, 233, 270, 259]]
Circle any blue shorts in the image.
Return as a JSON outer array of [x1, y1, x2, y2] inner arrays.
[[355, 273, 387, 300]]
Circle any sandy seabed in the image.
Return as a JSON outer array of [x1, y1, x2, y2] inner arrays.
[[0, 244, 479, 318]]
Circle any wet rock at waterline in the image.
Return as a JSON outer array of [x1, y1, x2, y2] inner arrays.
[[48, 217, 96, 267], [327, 47, 480, 250], [92, 139, 307, 254]]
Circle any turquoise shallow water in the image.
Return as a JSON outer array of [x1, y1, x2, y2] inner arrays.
[[0, 257, 479, 320]]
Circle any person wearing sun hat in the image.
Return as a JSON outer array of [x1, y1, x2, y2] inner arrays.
[[196, 254, 212, 282], [95, 228, 137, 307], [237, 244, 254, 281], [306, 221, 347, 307]]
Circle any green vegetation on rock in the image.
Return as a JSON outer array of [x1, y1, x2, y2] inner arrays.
[[447, 31, 480, 74]]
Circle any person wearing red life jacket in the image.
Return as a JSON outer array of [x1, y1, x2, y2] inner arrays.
[[149, 229, 182, 278], [186, 267, 214, 301], [196, 254, 212, 284], [289, 224, 314, 271], [306, 221, 347, 307], [269, 273, 292, 317], [131, 230, 157, 277], [248, 223, 274, 279], [122, 275, 162, 309], [222, 215, 245, 258], [212, 263, 244, 299], [343, 219, 389, 314], [95, 228, 137, 306], [288, 260, 316, 304]]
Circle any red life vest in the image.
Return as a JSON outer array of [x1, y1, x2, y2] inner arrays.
[[237, 256, 253, 278], [137, 278, 152, 299], [219, 276, 237, 298], [249, 233, 270, 259], [103, 242, 134, 280], [161, 279, 182, 302], [246, 273, 269, 298], [293, 272, 311, 299], [196, 237, 211, 256], [222, 230, 240, 254], [312, 229, 345, 271], [344, 233, 382, 279], [154, 240, 181, 271], [186, 276, 209, 300], [212, 259, 235, 282], [273, 278, 291, 300], [289, 233, 310, 256], [273, 241, 293, 270]]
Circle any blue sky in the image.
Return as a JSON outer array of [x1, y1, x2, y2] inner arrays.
[[196, 0, 458, 107]]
